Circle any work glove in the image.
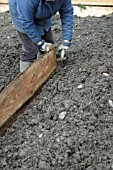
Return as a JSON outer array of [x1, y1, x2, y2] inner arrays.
[[37, 40, 52, 52], [58, 40, 71, 60]]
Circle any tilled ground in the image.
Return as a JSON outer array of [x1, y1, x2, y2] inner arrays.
[[0, 11, 113, 170]]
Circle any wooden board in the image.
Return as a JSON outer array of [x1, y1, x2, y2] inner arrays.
[[0, 0, 8, 3], [1, 0, 113, 6], [0, 46, 56, 136], [0, 4, 8, 12], [72, 0, 113, 6], [73, 6, 113, 17]]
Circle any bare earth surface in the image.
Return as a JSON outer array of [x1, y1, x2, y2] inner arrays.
[[0, 12, 113, 170]]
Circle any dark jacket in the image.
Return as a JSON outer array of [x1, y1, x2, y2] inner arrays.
[[9, 0, 73, 43]]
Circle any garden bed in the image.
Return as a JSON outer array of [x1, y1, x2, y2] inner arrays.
[[0, 11, 113, 170]]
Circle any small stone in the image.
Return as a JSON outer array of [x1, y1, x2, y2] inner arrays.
[[56, 138, 60, 142], [77, 84, 83, 89], [59, 111, 67, 120], [108, 100, 113, 108], [39, 134, 43, 138], [87, 166, 93, 170], [79, 68, 82, 72], [103, 72, 109, 76]]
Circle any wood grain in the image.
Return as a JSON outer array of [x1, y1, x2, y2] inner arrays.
[[72, 0, 113, 6], [0, 46, 56, 136]]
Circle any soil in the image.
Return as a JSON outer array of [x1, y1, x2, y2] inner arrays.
[[0, 11, 113, 170]]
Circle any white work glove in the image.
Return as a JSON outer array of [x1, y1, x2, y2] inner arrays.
[[37, 40, 52, 52], [58, 40, 71, 60]]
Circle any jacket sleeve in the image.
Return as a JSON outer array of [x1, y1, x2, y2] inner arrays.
[[17, 0, 40, 43], [59, 0, 74, 42]]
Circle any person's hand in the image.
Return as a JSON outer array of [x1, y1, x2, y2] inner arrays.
[[37, 40, 52, 52], [58, 40, 71, 60]]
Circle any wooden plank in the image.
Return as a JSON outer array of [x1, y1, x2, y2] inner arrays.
[[72, 0, 113, 6], [0, 0, 8, 3], [0, 46, 56, 136], [0, 4, 8, 12], [73, 6, 113, 17], [0, 0, 113, 6]]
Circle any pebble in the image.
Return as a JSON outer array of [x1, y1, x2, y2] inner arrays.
[[77, 84, 83, 89], [108, 100, 113, 108], [59, 111, 67, 120], [103, 72, 109, 76], [39, 134, 43, 138]]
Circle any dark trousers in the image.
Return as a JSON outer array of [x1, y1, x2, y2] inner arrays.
[[18, 28, 54, 61]]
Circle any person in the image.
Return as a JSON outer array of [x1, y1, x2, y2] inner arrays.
[[9, 0, 74, 72]]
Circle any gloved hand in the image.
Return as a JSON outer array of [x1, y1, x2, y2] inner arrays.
[[58, 40, 71, 60], [37, 40, 52, 52]]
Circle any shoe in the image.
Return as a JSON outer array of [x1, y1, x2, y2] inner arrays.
[[20, 60, 32, 73]]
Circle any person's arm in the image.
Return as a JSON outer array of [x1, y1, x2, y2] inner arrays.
[[58, 0, 73, 59], [59, 0, 74, 44], [17, 0, 41, 43]]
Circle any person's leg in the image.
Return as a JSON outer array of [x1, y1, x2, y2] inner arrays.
[[18, 32, 39, 72], [42, 28, 54, 44]]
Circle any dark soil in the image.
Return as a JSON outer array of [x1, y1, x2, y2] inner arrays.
[[0, 11, 113, 170]]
